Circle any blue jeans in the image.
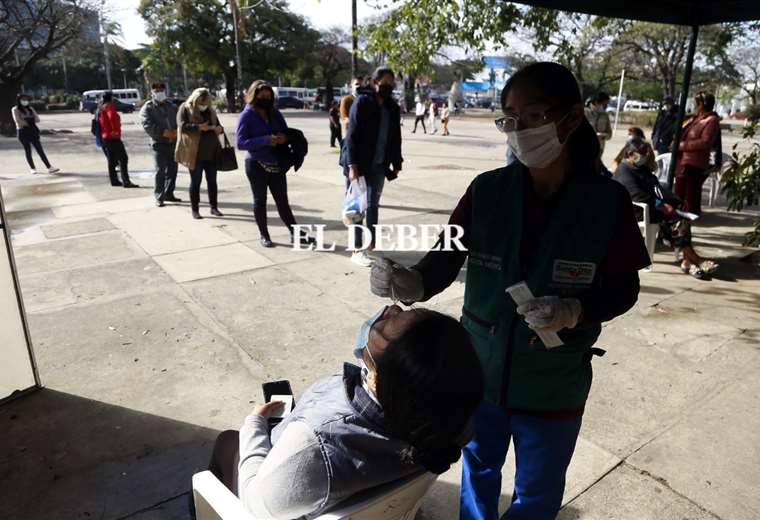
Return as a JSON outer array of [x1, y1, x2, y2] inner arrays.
[[346, 164, 385, 249], [460, 402, 582, 520]]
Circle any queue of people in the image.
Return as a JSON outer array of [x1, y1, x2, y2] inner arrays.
[[11, 61, 731, 520]]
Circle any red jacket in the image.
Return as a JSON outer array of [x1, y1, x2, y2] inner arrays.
[[677, 112, 719, 173], [99, 103, 121, 140]]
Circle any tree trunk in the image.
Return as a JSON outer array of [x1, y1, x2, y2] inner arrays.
[[224, 70, 237, 113], [0, 81, 22, 137], [325, 78, 334, 110]]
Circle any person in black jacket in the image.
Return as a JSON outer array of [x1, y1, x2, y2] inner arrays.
[[342, 67, 403, 267], [652, 97, 678, 155], [614, 137, 718, 279]]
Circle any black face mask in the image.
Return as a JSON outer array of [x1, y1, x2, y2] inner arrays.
[[377, 84, 394, 98], [255, 97, 273, 110]]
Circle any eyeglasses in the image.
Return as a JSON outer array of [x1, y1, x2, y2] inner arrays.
[[494, 105, 565, 133]]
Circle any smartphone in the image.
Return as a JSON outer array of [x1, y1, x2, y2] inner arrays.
[[262, 380, 295, 429]]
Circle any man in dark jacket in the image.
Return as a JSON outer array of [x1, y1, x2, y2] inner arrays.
[[652, 96, 678, 155], [140, 81, 179, 206], [343, 67, 403, 266]]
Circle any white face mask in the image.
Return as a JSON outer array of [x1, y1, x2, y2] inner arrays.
[[20, 100, 30, 107], [198, 104, 209, 112], [351, 84, 360, 97], [153, 91, 166, 102], [506, 121, 566, 168]]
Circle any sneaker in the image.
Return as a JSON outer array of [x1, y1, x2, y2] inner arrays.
[[156, 200, 165, 207], [260, 237, 274, 248], [30, 169, 39, 175], [123, 182, 140, 188], [48, 167, 60, 174], [164, 195, 182, 202], [351, 250, 373, 267]]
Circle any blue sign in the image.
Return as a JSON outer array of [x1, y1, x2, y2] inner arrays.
[[484, 56, 510, 69]]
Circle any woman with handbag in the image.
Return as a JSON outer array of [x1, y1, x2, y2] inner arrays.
[[176, 88, 224, 220], [236, 80, 312, 248]]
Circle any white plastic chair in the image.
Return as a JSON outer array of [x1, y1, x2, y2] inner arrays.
[[192, 470, 437, 520], [633, 202, 658, 272], [707, 152, 734, 207], [654, 152, 672, 185]]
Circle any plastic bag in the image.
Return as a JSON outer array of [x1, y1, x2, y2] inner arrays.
[[342, 177, 368, 226]]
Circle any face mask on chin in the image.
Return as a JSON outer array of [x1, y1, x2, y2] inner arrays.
[[505, 117, 569, 169]]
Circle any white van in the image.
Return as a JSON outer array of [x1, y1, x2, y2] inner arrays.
[[81, 89, 142, 112], [623, 100, 656, 112]]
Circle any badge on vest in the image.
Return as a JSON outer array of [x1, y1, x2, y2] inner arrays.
[[552, 260, 596, 285]]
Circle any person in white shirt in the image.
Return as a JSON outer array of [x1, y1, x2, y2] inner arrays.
[[428, 101, 438, 134], [207, 305, 484, 519], [11, 94, 59, 174], [412, 97, 427, 134]]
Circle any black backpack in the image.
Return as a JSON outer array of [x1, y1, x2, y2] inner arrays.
[[90, 109, 100, 137]]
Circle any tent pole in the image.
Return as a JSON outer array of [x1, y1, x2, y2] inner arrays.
[[667, 24, 699, 189], [613, 68, 625, 136]]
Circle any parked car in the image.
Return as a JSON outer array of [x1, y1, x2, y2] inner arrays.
[[277, 96, 305, 109], [81, 97, 136, 114]]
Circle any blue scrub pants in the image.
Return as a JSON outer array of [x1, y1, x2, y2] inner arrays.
[[460, 401, 582, 520]]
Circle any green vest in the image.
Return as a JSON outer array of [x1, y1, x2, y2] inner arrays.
[[462, 164, 622, 411]]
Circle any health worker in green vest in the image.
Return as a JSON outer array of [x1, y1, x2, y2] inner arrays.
[[370, 62, 651, 520]]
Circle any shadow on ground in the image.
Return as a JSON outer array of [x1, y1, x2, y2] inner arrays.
[[0, 389, 217, 520]]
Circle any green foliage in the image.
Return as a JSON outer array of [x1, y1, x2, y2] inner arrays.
[[746, 104, 760, 122], [364, 1, 558, 75], [139, 0, 319, 107], [722, 120, 760, 246]]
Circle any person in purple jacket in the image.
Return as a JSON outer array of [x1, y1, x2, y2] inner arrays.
[[236, 80, 313, 248]]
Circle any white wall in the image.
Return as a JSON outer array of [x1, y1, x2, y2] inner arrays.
[[0, 202, 37, 400]]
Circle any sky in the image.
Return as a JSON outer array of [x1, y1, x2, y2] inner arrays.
[[114, 0, 384, 50]]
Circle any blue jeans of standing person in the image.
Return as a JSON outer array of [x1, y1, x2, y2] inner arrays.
[[460, 401, 582, 520], [18, 129, 51, 170], [345, 164, 385, 250], [153, 142, 178, 201]]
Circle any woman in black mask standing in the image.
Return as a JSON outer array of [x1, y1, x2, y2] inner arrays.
[[12, 94, 59, 174], [236, 80, 311, 248]]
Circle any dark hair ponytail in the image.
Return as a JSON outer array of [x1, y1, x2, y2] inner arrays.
[[501, 61, 600, 175], [375, 311, 484, 474]]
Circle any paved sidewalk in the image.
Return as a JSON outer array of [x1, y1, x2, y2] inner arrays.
[[1, 111, 759, 519]]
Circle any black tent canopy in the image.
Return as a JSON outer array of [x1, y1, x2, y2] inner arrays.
[[511, 0, 760, 186], [515, 0, 760, 25]]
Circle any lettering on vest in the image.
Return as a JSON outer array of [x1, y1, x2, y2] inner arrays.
[[468, 251, 502, 271], [551, 259, 596, 287]]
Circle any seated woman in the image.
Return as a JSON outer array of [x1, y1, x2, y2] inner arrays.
[[209, 305, 484, 519], [611, 126, 657, 171], [614, 137, 718, 279]]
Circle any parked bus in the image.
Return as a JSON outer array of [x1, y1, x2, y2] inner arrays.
[[80, 89, 142, 113]]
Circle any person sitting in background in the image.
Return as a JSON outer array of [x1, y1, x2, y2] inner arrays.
[[614, 137, 718, 280], [208, 305, 484, 519], [612, 127, 656, 171]]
